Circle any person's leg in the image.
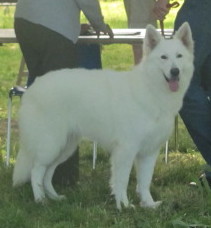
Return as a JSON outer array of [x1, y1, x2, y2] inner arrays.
[[124, 0, 157, 64], [37, 28, 79, 186], [175, 0, 211, 179], [15, 19, 79, 186], [128, 0, 156, 28], [123, 0, 131, 26], [76, 44, 102, 69], [14, 18, 43, 86], [40, 30, 78, 75]]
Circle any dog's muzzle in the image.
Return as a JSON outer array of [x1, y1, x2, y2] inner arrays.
[[164, 67, 180, 92]]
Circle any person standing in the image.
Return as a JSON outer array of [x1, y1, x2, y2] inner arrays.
[[174, 0, 211, 186], [14, 0, 113, 185], [123, 0, 170, 64], [14, 0, 113, 86]]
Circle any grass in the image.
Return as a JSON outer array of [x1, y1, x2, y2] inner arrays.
[[0, 1, 211, 227]]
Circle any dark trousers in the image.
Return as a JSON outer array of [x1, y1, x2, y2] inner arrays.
[[175, 0, 211, 177], [14, 19, 102, 185], [15, 18, 78, 87], [15, 18, 79, 185]]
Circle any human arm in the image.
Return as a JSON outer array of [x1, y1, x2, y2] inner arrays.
[[75, 0, 113, 38]]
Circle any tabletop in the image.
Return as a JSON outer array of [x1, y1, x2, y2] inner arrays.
[[0, 28, 174, 45]]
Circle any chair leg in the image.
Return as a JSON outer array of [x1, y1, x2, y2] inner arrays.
[[6, 97, 12, 166], [174, 115, 179, 151], [92, 142, 97, 169], [16, 56, 27, 86], [164, 115, 179, 164], [165, 141, 169, 164]]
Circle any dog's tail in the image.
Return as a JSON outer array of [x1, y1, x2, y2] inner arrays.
[[13, 148, 32, 187]]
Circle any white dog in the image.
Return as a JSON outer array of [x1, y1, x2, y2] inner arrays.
[[13, 23, 194, 209]]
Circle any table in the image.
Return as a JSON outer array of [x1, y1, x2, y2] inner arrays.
[[0, 28, 174, 44], [0, 28, 174, 86]]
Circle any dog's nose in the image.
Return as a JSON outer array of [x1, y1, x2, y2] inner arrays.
[[170, 68, 180, 77]]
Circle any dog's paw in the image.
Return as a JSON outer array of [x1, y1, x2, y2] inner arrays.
[[116, 198, 129, 211], [55, 195, 67, 201], [113, 191, 130, 211], [47, 193, 67, 201], [140, 200, 162, 209], [116, 198, 136, 211], [129, 203, 136, 209], [35, 197, 48, 205]]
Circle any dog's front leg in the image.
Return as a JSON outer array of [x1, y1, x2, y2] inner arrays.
[[135, 151, 161, 208], [110, 146, 136, 210]]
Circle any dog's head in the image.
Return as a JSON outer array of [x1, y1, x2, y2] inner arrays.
[[142, 22, 194, 94]]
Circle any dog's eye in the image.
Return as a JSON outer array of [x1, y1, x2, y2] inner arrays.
[[161, 55, 168, 60], [177, 54, 183, 58]]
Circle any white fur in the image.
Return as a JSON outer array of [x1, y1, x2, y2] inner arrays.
[[13, 23, 194, 209]]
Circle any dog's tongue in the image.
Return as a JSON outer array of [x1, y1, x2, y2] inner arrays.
[[168, 79, 179, 92]]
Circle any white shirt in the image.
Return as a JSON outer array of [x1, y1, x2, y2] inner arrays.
[[15, 0, 106, 43]]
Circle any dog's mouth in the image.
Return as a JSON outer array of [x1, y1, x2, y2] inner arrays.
[[163, 74, 180, 92]]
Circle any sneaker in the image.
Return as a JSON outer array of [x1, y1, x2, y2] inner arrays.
[[190, 173, 211, 188], [199, 173, 211, 188]]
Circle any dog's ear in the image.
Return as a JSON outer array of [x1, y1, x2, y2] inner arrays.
[[143, 24, 162, 56], [174, 22, 194, 53]]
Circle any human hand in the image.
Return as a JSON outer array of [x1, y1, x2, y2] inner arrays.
[[153, 0, 170, 21], [80, 24, 93, 35], [95, 24, 114, 38]]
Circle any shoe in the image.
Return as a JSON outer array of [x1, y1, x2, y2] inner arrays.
[[199, 173, 211, 188], [189, 173, 211, 188]]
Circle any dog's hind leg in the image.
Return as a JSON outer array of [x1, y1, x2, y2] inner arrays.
[[135, 151, 161, 208], [43, 137, 78, 200], [110, 146, 136, 210], [43, 162, 66, 201], [31, 163, 47, 203]]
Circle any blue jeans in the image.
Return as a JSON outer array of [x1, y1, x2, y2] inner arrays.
[[174, 0, 211, 177]]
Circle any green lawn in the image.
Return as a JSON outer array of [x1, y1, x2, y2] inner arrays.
[[1, 1, 211, 228]]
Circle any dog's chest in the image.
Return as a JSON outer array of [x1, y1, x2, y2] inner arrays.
[[138, 114, 174, 153]]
